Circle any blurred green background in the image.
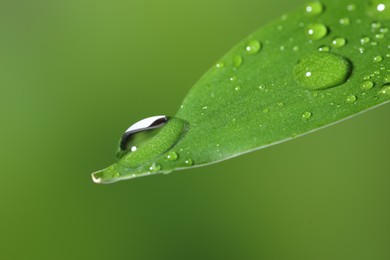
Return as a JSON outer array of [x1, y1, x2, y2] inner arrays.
[[1, 0, 389, 259]]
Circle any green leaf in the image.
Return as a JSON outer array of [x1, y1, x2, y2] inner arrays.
[[92, 0, 390, 184]]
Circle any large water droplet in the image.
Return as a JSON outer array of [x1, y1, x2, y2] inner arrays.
[[305, 1, 324, 15], [367, 1, 390, 20], [245, 40, 262, 55], [294, 52, 352, 90], [118, 116, 189, 169], [378, 84, 390, 96], [302, 112, 312, 119], [305, 23, 328, 40], [346, 95, 357, 103], [117, 116, 168, 160], [166, 151, 178, 161]]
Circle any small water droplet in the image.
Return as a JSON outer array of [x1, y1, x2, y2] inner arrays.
[[305, 23, 328, 40], [166, 151, 178, 161], [384, 74, 390, 83], [234, 86, 241, 91], [374, 55, 384, 63], [378, 84, 390, 97], [278, 102, 284, 107], [346, 95, 357, 103], [229, 76, 237, 82], [233, 55, 243, 68], [215, 62, 224, 69], [149, 163, 161, 173], [245, 40, 262, 55], [376, 33, 385, 39], [347, 4, 357, 11], [293, 46, 300, 51], [305, 1, 324, 15], [340, 17, 350, 25], [331, 37, 347, 48], [372, 22, 382, 29], [360, 36, 371, 45], [294, 52, 352, 90], [381, 27, 389, 33], [368, 1, 390, 20], [361, 80, 375, 90], [318, 45, 330, 52], [302, 112, 312, 119], [184, 159, 194, 166], [263, 108, 270, 113]]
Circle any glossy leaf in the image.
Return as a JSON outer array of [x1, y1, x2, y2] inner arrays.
[[92, 0, 390, 184]]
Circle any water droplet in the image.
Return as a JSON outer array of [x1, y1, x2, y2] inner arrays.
[[340, 17, 350, 25], [318, 45, 330, 52], [215, 62, 224, 69], [305, 1, 324, 15], [166, 151, 178, 161], [184, 159, 194, 166], [381, 27, 389, 33], [263, 108, 270, 113], [229, 76, 237, 82], [278, 102, 285, 107], [233, 55, 243, 68], [378, 84, 390, 97], [234, 86, 241, 91], [361, 81, 375, 90], [117, 116, 168, 160], [149, 163, 161, 173], [294, 52, 352, 90], [245, 40, 262, 55], [374, 55, 383, 63], [119, 116, 189, 169], [368, 1, 390, 20], [331, 37, 347, 48], [372, 22, 382, 29], [360, 36, 371, 45], [305, 23, 328, 40], [346, 95, 357, 103], [384, 74, 390, 83], [347, 4, 357, 11], [302, 112, 312, 119], [293, 46, 300, 51]]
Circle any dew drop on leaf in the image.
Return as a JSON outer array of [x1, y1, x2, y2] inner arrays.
[[149, 163, 161, 173], [346, 95, 357, 103], [361, 80, 375, 90], [166, 151, 178, 161], [245, 40, 262, 55], [233, 55, 243, 68], [302, 112, 312, 119], [331, 37, 347, 48], [378, 84, 390, 97], [305, 23, 328, 40], [294, 52, 352, 90], [373, 55, 384, 63], [305, 1, 324, 15], [367, 1, 390, 20]]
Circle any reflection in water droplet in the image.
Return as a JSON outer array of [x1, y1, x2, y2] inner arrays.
[[166, 151, 178, 161], [346, 95, 357, 103], [361, 81, 375, 90], [305, 1, 324, 15], [368, 1, 390, 20], [302, 112, 312, 119], [331, 37, 347, 48], [378, 84, 390, 97], [305, 23, 328, 40], [245, 40, 262, 55], [233, 55, 243, 68], [294, 52, 352, 90]]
